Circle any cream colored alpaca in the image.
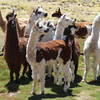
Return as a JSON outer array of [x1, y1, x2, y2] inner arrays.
[[82, 13, 100, 82]]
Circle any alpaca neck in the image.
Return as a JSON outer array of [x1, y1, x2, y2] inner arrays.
[[91, 24, 100, 41], [0, 13, 6, 32], [24, 14, 39, 35], [54, 23, 65, 40], [41, 31, 55, 42], [5, 23, 19, 49], [27, 27, 43, 49]]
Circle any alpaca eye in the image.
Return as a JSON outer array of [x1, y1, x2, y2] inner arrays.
[[39, 26, 42, 29], [38, 12, 41, 14]]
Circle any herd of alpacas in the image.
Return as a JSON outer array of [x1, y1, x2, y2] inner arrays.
[[0, 6, 100, 95]]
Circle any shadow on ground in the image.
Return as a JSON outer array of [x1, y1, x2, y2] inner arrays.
[[28, 74, 82, 100], [5, 76, 32, 92], [87, 76, 100, 86]]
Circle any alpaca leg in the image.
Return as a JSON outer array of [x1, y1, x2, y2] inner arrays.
[[26, 65, 32, 78], [15, 71, 20, 82], [22, 61, 28, 77], [82, 53, 90, 82], [74, 56, 79, 77], [96, 64, 100, 77], [63, 60, 71, 92], [47, 66, 52, 78], [10, 70, 14, 82], [57, 65, 63, 85], [39, 60, 45, 94], [70, 61, 75, 82], [92, 59, 98, 80], [53, 63, 58, 84], [31, 66, 37, 95]]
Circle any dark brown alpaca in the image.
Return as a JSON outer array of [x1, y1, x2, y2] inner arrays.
[[52, 8, 62, 18], [4, 11, 30, 82]]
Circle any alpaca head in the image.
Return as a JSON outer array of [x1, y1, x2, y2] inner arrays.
[[44, 21, 56, 33], [30, 6, 47, 21], [58, 14, 76, 29], [6, 10, 17, 28], [52, 8, 62, 18], [35, 20, 50, 33]]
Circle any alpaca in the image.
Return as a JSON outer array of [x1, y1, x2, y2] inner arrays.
[[0, 11, 6, 32], [38, 20, 56, 42], [0, 10, 27, 37], [24, 6, 47, 36], [82, 13, 100, 82], [52, 8, 62, 18], [26, 14, 76, 94], [4, 11, 29, 82], [52, 8, 92, 38], [37, 20, 56, 77]]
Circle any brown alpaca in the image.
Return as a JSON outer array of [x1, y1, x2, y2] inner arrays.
[[52, 8, 92, 38], [4, 11, 29, 82], [0, 11, 6, 32], [0, 10, 27, 37]]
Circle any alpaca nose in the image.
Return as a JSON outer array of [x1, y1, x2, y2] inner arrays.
[[44, 28, 49, 33], [44, 13, 48, 17]]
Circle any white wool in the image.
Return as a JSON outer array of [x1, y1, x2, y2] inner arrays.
[[82, 13, 100, 82]]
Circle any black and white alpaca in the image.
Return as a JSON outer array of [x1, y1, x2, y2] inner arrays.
[[24, 6, 47, 36], [26, 14, 77, 94]]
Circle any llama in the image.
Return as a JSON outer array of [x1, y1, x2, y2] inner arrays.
[[0, 10, 27, 37], [52, 8, 62, 18], [24, 6, 47, 36], [38, 20, 56, 42], [82, 13, 100, 82], [4, 11, 29, 82], [52, 8, 92, 38], [37, 20, 56, 77], [0, 11, 6, 32], [26, 14, 76, 94]]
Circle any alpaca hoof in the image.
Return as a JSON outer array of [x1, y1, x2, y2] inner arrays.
[[31, 91, 36, 95], [41, 91, 44, 95], [81, 79, 87, 83], [63, 89, 68, 93], [15, 80, 20, 84]]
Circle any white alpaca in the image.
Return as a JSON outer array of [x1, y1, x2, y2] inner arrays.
[[82, 13, 100, 82], [26, 14, 76, 94], [53, 14, 75, 40], [24, 6, 47, 36]]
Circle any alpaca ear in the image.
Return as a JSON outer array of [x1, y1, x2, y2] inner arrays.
[[35, 8, 38, 15], [73, 19, 76, 23], [36, 20, 39, 27], [13, 10, 15, 14], [58, 8, 61, 12], [14, 14, 17, 18], [6, 16, 9, 21], [62, 14, 66, 18]]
